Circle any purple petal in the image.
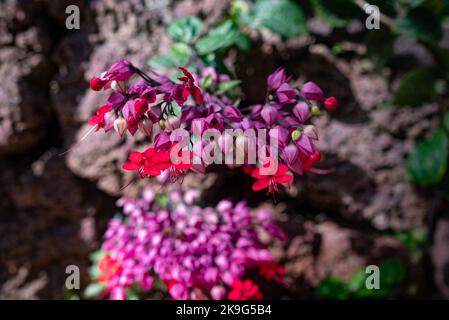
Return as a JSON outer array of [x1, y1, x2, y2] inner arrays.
[[301, 81, 324, 101]]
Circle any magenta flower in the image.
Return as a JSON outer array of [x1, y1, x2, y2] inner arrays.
[[90, 59, 134, 91], [300, 81, 324, 101], [267, 67, 287, 91], [223, 105, 243, 122], [92, 186, 285, 300], [261, 105, 280, 126], [276, 83, 296, 104], [293, 102, 310, 123]]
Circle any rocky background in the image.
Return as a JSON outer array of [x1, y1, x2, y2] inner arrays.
[[0, 0, 447, 299]]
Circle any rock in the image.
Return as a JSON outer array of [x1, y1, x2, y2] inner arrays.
[[0, 47, 53, 156], [282, 220, 411, 297], [0, 151, 116, 298]]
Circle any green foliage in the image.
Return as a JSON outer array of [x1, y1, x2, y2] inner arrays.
[[406, 129, 449, 186], [365, 29, 394, 71], [216, 80, 241, 95], [393, 7, 442, 44], [196, 21, 246, 55], [393, 67, 437, 107], [252, 0, 307, 37], [155, 195, 169, 208], [167, 16, 203, 43], [395, 230, 427, 261], [310, 0, 359, 28], [316, 260, 407, 299], [315, 277, 348, 299], [83, 283, 105, 299], [149, 43, 193, 70]]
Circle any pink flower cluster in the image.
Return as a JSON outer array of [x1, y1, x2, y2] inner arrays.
[[96, 187, 286, 300], [86, 60, 337, 195]]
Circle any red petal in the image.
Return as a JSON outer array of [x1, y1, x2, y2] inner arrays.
[[178, 67, 194, 82], [275, 164, 289, 176], [252, 178, 270, 191], [192, 86, 203, 105], [182, 87, 191, 100], [90, 77, 106, 91], [122, 162, 141, 171], [134, 99, 148, 115], [273, 174, 293, 185], [128, 151, 143, 164]]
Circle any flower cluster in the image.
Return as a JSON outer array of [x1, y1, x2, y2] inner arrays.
[[92, 186, 286, 300], [87, 60, 337, 194]]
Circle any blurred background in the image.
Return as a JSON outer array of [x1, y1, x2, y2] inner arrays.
[[0, 0, 448, 299]]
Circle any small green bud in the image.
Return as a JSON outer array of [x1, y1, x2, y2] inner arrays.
[[311, 105, 321, 116], [291, 129, 302, 141]]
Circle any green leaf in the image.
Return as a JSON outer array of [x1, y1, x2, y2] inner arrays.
[[315, 277, 349, 299], [202, 54, 231, 75], [156, 195, 169, 208], [393, 67, 437, 107], [195, 21, 243, 55], [149, 43, 193, 70], [365, 29, 394, 70], [393, 8, 442, 44], [89, 250, 104, 263], [167, 16, 203, 43], [126, 287, 140, 300], [309, 0, 359, 28], [216, 80, 241, 95], [88, 265, 101, 279], [347, 270, 367, 293], [406, 129, 449, 186], [253, 0, 307, 37], [379, 260, 406, 289], [83, 283, 105, 299], [169, 43, 193, 65], [149, 55, 178, 69]]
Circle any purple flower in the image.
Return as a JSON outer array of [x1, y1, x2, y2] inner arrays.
[[267, 68, 287, 91], [94, 186, 285, 300], [276, 83, 296, 104], [293, 102, 310, 123], [105, 59, 134, 81], [223, 105, 243, 122], [261, 105, 280, 126], [301, 82, 324, 102], [154, 132, 172, 151], [295, 134, 314, 155], [122, 100, 140, 135], [281, 144, 302, 174], [107, 92, 127, 109]]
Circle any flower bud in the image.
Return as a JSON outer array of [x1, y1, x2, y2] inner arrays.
[[138, 118, 153, 137], [114, 117, 127, 137], [291, 129, 302, 141], [165, 116, 181, 131], [301, 82, 324, 101], [310, 105, 321, 116], [90, 77, 106, 91], [103, 111, 117, 132], [303, 125, 318, 140], [110, 80, 125, 93], [158, 119, 166, 130], [134, 98, 149, 115], [261, 105, 279, 126], [324, 96, 338, 110]]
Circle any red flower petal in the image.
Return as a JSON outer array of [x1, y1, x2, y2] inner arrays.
[[273, 173, 293, 184], [252, 178, 270, 191]]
